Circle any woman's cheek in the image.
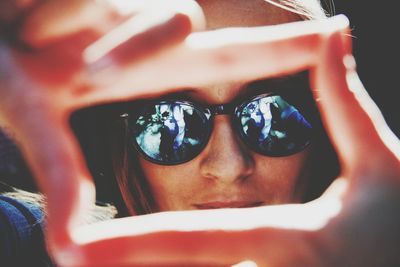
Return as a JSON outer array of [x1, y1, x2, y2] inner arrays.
[[252, 149, 313, 203], [139, 148, 313, 210], [139, 160, 200, 211]]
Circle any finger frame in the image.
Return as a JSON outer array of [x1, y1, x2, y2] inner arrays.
[[4, 14, 400, 266]]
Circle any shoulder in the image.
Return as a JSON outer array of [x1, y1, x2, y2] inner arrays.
[[0, 183, 117, 266], [0, 191, 44, 231], [0, 191, 53, 266]]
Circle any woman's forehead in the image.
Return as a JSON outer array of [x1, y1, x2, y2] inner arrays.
[[196, 0, 301, 29], [162, 73, 309, 105], [178, 0, 303, 104], [187, 81, 246, 104]]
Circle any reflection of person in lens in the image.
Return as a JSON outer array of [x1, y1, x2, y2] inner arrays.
[[159, 107, 176, 159], [267, 99, 312, 152], [159, 104, 186, 160], [246, 100, 272, 145], [259, 99, 272, 142], [172, 105, 186, 150], [246, 102, 264, 145]]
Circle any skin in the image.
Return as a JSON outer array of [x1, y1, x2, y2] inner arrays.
[[139, 0, 313, 211]]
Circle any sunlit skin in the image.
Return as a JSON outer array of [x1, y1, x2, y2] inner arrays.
[[139, 0, 313, 211]]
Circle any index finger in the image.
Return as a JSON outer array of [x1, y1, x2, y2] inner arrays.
[[20, 0, 205, 48]]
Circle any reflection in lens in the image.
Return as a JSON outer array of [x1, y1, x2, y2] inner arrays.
[[239, 95, 312, 156], [132, 102, 209, 163]]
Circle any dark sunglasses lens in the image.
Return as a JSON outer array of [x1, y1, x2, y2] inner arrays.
[[131, 102, 210, 164], [238, 95, 312, 156]]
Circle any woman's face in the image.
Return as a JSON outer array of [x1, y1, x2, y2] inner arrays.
[[138, 0, 313, 211]]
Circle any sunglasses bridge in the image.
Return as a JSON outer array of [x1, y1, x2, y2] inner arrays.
[[207, 103, 236, 116]]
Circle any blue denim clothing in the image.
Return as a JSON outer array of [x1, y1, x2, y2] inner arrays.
[[0, 195, 53, 267]]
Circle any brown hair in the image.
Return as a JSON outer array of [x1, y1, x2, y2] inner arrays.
[[110, 116, 157, 215], [263, 0, 333, 19], [70, 102, 157, 217]]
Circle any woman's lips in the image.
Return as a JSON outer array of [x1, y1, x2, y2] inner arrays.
[[193, 201, 264, 209]]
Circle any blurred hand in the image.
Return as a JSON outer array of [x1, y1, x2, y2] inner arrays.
[[0, 1, 399, 266], [0, 0, 205, 259]]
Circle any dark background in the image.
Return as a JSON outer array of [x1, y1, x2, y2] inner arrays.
[[333, 1, 399, 137]]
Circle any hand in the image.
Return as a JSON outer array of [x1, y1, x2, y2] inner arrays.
[[0, 0, 205, 258], [70, 19, 400, 267], [1, 1, 399, 266]]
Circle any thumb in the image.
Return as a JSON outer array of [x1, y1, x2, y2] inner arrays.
[[311, 28, 400, 185]]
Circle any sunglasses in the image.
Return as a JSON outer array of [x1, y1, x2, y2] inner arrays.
[[122, 93, 312, 165]]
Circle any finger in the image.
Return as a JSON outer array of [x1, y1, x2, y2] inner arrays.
[[69, 15, 348, 108], [19, 0, 124, 48], [16, 108, 95, 252], [62, 203, 335, 266], [20, 0, 205, 50], [0, 42, 94, 254], [0, 96, 94, 256], [1, 96, 96, 257], [311, 30, 400, 182], [83, 0, 206, 64]]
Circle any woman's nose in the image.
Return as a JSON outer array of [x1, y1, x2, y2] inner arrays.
[[199, 116, 254, 183]]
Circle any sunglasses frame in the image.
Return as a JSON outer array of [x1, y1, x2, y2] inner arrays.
[[122, 93, 312, 165]]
